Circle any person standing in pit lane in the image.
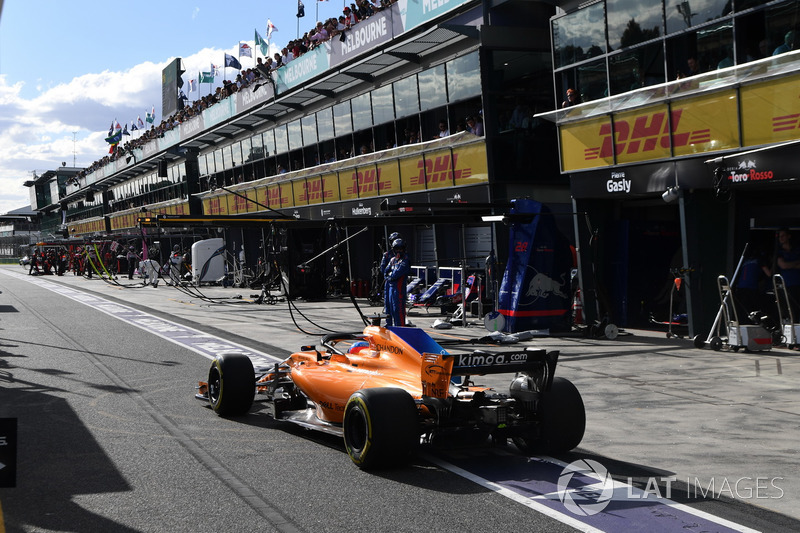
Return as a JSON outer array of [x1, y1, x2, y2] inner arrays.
[[384, 238, 410, 327], [379, 231, 402, 314], [126, 246, 139, 280]]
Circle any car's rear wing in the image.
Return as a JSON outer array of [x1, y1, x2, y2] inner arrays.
[[448, 348, 558, 377], [421, 348, 559, 398]]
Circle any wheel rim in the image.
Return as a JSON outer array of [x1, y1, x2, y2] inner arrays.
[[345, 406, 368, 453], [209, 367, 221, 405]]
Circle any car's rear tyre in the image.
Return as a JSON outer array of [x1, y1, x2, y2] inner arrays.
[[343, 388, 418, 469], [208, 353, 255, 416], [514, 377, 585, 455]]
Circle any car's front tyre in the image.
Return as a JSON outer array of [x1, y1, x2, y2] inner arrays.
[[208, 353, 255, 416]]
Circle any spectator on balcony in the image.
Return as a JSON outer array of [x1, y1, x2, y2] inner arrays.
[[773, 31, 795, 55], [561, 88, 580, 108], [466, 115, 484, 136], [435, 119, 450, 138]]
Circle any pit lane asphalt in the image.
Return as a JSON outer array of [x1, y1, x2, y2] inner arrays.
[[1, 266, 799, 532]]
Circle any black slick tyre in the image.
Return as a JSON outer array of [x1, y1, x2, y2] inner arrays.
[[343, 388, 418, 469], [208, 353, 255, 416], [514, 377, 585, 455]]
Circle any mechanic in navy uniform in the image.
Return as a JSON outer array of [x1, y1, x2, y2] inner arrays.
[[379, 232, 402, 315], [384, 238, 411, 327]]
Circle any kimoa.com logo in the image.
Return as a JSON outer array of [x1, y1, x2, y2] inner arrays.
[[557, 459, 615, 516]]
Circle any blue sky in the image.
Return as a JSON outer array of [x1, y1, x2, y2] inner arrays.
[[0, 0, 349, 214]]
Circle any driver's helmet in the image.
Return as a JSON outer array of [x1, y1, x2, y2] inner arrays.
[[389, 231, 402, 242], [348, 341, 369, 354], [391, 238, 406, 251], [173, 244, 180, 251]]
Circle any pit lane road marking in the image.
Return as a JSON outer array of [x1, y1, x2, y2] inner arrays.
[[0, 270, 281, 369]]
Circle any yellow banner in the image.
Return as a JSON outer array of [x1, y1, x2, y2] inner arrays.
[[420, 149, 455, 190], [203, 196, 227, 215], [321, 173, 340, 203], [453, 143, 489, 186], [741, 74, 800, 146], [613, 104, 672, 164], [292, 179, 308, 206], [110, 213, 137, 231], [339, 170, 359, 201], [256, 186, 268, 209], [399, 155, 427, 193], [267, 182, 292, 208], [354, 164, 380, 198], [377, 161, 401, 195], [69, 218, 106, 236], [303, 176, 323, 205], [672, 91, 739, 157], [561, 117, 614, 171]]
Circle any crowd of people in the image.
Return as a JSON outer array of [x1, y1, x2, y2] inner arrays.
[[72, 0, 403, 190], [26, 242, 195, 287]]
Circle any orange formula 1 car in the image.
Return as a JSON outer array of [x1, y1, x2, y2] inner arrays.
[[196, 318, 585, 469]]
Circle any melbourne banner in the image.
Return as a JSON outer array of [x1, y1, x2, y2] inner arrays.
[[497, 199, 572, 332]]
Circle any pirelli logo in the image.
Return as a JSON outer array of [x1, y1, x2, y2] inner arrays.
[[584, 109, 710, 160]]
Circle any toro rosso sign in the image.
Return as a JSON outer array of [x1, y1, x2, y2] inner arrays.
[[721, 158, 776, 185]]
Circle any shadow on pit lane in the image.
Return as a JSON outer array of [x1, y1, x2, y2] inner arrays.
[[0, 387, 139, 532], [0, 336, 181, 367]]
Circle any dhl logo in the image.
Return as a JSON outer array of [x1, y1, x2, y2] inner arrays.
[[411, 154, 472, 185], [208, 197, 221, 215], [300, 180, 334, 202], [345, 168, 390, 196], [268, 187, 288, 206], [584, 110, 710, 160], [772, 114, 800, 132], [235, 194, 249, 212]]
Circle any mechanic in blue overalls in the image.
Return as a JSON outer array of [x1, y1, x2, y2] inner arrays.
[[384, 238, 411, 327], [380, 232, 402, 316]]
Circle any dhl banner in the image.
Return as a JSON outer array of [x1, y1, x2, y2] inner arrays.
[[339, 170, 360, 201], [377, 161, 401, 195], [672, 91, 739, 157], [110, 202, 188, 230], [267, 182, 292, 209], [321, 174, 340, 203], [399, 154, 428, 193], [741, 74, 800, 147], [197, 142, 488, 214], [453, 142, 489, 186], [69, 218, 106, 236], [292, 179, 308, 206], [613, 104, 673, 164], [561, 76, 800, 171], [561, 117, 614, 171]]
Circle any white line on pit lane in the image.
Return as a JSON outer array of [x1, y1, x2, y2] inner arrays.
[[1, 270, 282, 368]]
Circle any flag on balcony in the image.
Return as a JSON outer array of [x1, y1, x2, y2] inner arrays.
[[224, 53, 242, 70], [255, 29, 270, 56]]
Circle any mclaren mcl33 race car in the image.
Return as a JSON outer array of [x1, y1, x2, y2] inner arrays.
[[196, 318, 586, 469]]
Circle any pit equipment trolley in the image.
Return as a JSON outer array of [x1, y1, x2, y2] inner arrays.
[[707, 275, 772, 352], [773, 273, 800, 349]]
